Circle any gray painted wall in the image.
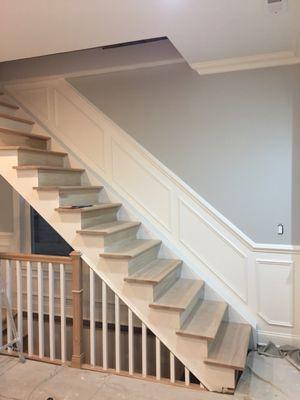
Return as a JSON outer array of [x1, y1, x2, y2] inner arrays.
[[68, 63, 299, 244], [0, 176, 13, 232]]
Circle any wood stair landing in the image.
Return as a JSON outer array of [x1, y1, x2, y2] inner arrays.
[[204, 322, 251, 370]]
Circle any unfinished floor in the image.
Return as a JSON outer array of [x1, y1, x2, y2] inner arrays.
[[0, 351, 299, 400]]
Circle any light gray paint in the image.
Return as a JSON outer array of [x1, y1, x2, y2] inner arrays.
[[0, 176, 13, 232], [68, 63, 299, 244]]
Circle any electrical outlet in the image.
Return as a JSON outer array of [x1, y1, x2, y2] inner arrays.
[[265, 0, 288, 16], [277, 224, 284, 235]]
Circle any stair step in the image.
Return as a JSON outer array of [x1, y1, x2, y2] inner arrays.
[[125, 259, 182, 284], [204, 322, 251, 370], [101, 239, 161, 260], [0, 127, 50, 141], [13, 165, 84, 172], [177, 300, 227, 340], [150, 278, 204, 312], [56, 203, 122, 213], [0, 113, 34, 125], [78, 220, 140, 236], [0, 100, 19, 110], [34, 185, 102, 192], [0, 146, 66, 156]]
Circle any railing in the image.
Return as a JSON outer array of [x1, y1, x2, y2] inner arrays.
[[0, 251, 204, 390]]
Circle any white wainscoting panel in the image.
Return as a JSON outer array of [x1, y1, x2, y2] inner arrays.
[[256, 259, 294, 327]]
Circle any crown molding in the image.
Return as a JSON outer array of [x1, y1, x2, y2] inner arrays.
[[191, 50, 300, 75]]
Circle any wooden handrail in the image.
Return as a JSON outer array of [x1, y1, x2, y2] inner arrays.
[[0, 252, 72, 264]]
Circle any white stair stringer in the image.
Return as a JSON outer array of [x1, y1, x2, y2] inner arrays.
[[0, 95, 251, 393]]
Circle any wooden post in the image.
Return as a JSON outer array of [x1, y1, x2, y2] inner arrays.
[[70, 251, 84, 368]]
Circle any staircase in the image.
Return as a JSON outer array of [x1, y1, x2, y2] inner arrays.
[[0, 91, 251, 393]]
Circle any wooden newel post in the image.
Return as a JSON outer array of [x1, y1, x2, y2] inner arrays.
[[70, 251, 85, 368]]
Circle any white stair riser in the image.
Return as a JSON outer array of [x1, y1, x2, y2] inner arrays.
[[0, 117, 33, 133], [150, 286, 204, 330], [0, 105, 17, 116], [38, 170, 82, 187], [0, 131, 48, 150], [78, 225, 140, 249], [59, 189, 101, 207], [153, 265, 182, 301], [81, 208, 120, 229], [18, 151, 66, 167]]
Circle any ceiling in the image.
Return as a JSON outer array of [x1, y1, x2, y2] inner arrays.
[[1, 0, 300, 74]]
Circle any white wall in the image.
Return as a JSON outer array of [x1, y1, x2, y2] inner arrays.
[[68, 63, 299, 244]]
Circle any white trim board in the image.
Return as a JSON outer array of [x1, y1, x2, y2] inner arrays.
[[191, 51, 300, 75], [4, 78, 300, 346]]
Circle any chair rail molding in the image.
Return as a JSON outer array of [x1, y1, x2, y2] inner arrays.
[[4, 78, 300, 347]]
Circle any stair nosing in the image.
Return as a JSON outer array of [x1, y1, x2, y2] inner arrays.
[[56, 203, 122, 213], [0, 113, 34, 125], [0, 145, 67, 156], [0, 100, 19, 110], [101, 239, 161, 260], [33, 185, 103, 192], [149, 279, 204, 312], [124, 259, 182, 285], [0, 127, 50, 141], [13, 165, 84, 172], [77, 221, 141, 236]]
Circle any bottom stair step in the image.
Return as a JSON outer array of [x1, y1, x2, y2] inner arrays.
[[204, 322, 251, 370], [177, 300, 227, 340]]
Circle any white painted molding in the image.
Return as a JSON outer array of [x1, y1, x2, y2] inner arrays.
[[191, 51, 300, 75], [4, 78, 300, 347], [0, 232, 13, 249]]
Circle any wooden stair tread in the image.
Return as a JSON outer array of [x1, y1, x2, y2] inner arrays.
[[101, 239, 161, 259], [13, 165, 84, 172], [0, 113, 34, 125], [56, 203, 121, 213], [0, 145, 67, 156], [34, 185, 102, 192], [125, 259, 182, 284], [0, 127, 50, 141], [78, 220, 140, 235], [204, 322, 251, 370], [0, 100, 19, 110], [150, 278, 203, 311], [177, 300, 227, 340]]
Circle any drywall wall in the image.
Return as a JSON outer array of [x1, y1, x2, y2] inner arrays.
[[68, 62, 299, 244], [0, 176, 13, 232]]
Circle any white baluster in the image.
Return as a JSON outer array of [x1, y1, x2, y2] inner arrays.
[[90, 268, 95, 366], [142, 323, 147, 377], [0, 261, 2, 347], [155, 337, 161, 380], [37, 262, 44, 358], [27, 261, 33, 355], [115, 294, 120, 372], [128, 309, 134, 375], [16, 260, 23, 353], [6, 260, 12, 353], [102, 280, 108, 369], [60, 263, 66, 363], [185, 367, 190, 386], [49, 263, 55, 360], [170, 352, 175, 383]]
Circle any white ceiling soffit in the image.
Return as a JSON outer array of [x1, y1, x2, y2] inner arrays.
[[0, 0, 300, 75]]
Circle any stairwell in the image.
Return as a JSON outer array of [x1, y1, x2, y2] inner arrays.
[[0, 91, 251, 393]]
